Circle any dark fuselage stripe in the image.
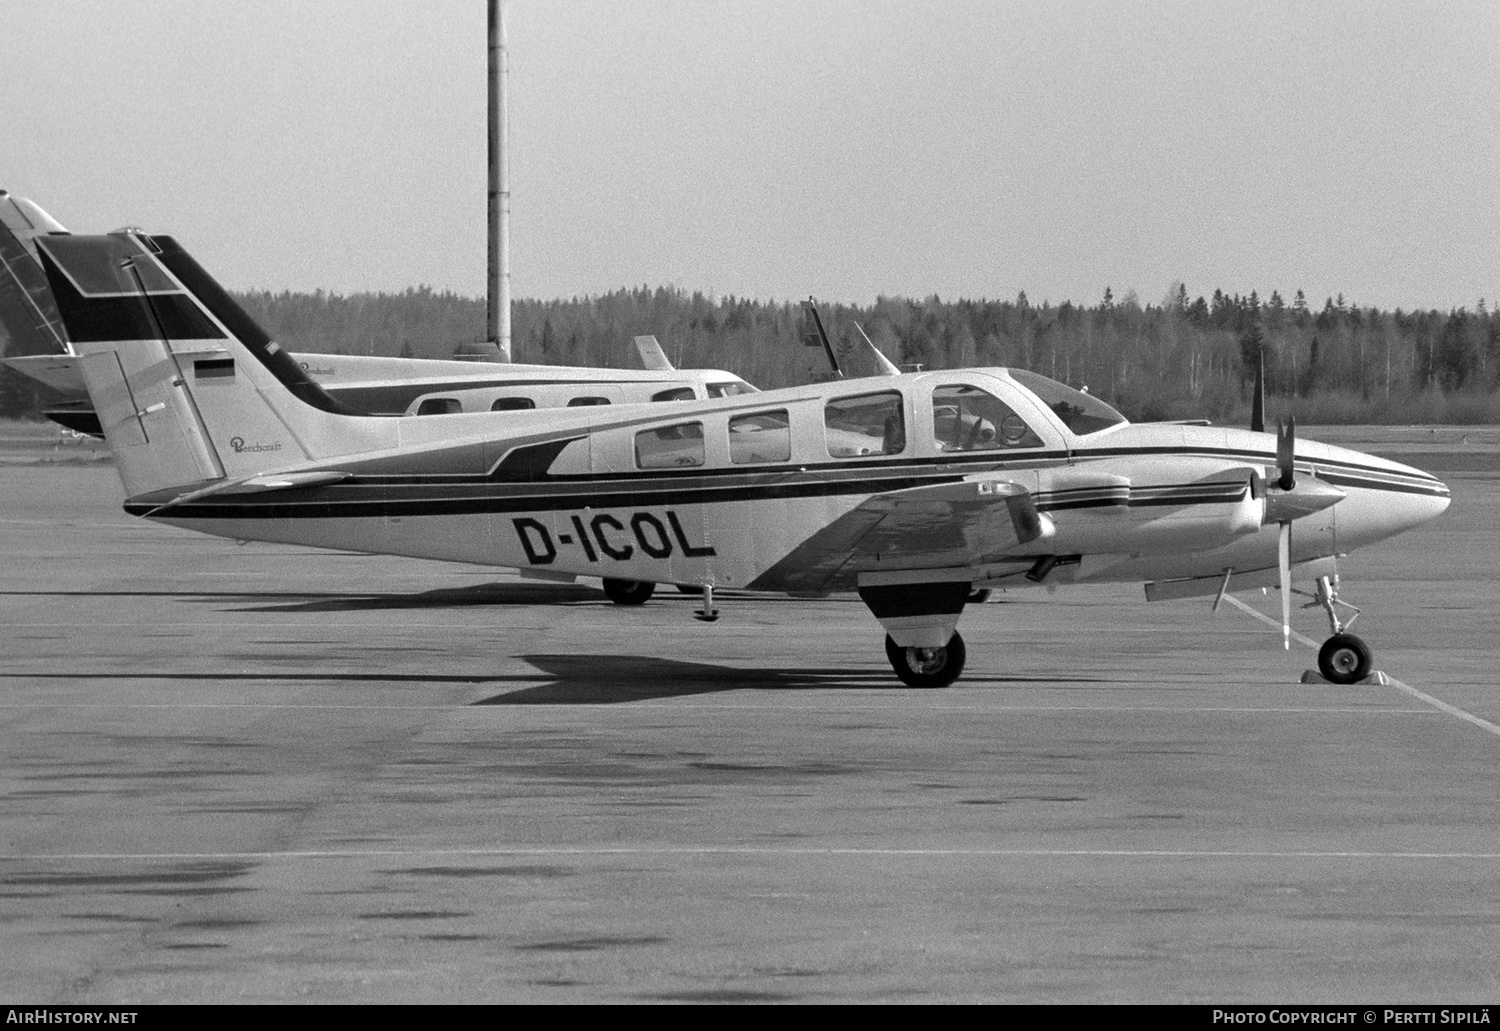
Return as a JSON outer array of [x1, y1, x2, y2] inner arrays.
[[130, 475, 1255, 521]]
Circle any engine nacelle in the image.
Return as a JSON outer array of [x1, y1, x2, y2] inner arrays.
[[1041, 460, 1264, 556]]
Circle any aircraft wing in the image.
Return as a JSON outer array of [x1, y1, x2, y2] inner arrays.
[[750, 476, 1048, 593]]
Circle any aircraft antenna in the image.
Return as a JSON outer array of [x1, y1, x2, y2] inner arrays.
[[486, 0, 512, 362]]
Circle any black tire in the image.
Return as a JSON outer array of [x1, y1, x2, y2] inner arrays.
[[1318, 633, 1372, 685], [602, 578, 655, 605], [968, 588, 992, 604], [884, 631, 966, 688]]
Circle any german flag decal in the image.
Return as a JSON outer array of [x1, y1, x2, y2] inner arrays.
[[194, 357, 234, 379]]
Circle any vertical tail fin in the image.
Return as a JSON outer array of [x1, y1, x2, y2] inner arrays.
[[633, 334, 675, 370], [0, 190, 71, 357], [37, 230, 390, 500]]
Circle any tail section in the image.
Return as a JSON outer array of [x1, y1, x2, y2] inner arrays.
[[37, 230, 391, 499], [0, 190, 71, 357], [633, 334, 674, 370]]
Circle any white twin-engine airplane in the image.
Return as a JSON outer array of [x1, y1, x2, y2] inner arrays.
[[27, 228, 1450, 687]]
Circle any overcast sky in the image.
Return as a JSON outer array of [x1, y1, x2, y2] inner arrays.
[[5, 0, 1498, 311]]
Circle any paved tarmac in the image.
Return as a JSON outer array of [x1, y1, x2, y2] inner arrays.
[[2, 448, 1498, 1004]]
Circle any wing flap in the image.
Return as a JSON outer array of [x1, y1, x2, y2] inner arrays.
[[748, 476, 1048, 593]]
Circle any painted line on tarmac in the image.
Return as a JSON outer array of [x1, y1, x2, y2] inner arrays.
[[4, 846, 1500, 863], [1219, 594, 1320, 648], [0, 701, 1444, 715], [1390, 678, 1500, 739]]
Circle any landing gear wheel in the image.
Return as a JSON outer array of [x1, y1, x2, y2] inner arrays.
[[1318, 633, 1372, 685], [884, 632, 966, 688], [602, 578, 655, 605]]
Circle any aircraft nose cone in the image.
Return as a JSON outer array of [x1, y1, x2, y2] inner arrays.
[[1331, 453, 1450, 549]]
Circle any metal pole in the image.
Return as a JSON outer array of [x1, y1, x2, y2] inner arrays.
[[487, 0, 512, 361]]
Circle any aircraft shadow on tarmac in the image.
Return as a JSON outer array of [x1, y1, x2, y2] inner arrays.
[[3, 659, 1098, 704], [226, 581, 606, 612], [476, 654, 1102, 705], [221, 582, 905, 613], [476, 654, 882, 704]]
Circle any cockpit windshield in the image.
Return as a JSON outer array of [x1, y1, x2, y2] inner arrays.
[[708, 380, 757, 398], [1007, 370, 1127, 435]]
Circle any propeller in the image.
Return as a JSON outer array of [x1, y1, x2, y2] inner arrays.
[[1276, 416, 1296, 491], [1257, 418, 1345, 650], [1274, 418, 1295, 649]]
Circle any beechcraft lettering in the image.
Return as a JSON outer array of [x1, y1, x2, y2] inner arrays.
[[514, 511, 717, 565], [16, 218, 1450, 688], [229, 437, 283, 454]]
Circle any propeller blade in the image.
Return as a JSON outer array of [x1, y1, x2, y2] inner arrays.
[[1251, 346, 1265, 433], [804, 299, 842, 379], [1278, 520, 1292, 651], [1276, 417, 1297, 492]]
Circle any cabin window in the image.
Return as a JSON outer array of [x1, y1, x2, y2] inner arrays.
[[635, 422, 705, 469], [824, 391, 904, 458], [415, 397, 461, 416], [729, 409, 791, 464], [568, 396, 611, 407], [651, 387, 697, 402], [931, 384, 1042, 451], [490, 397, 536, 411]]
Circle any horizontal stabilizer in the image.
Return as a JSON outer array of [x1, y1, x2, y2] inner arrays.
[[224, 470, 352, 492], [2, 353, 86, 395], [127, 469, 353, 517]]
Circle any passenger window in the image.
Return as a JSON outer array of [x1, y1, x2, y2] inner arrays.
[[490, 397, 536, 411], [651, 387, 697, 402], [931, 384, 1042, 451], [729, 409, 791, 464], [825, 391, 904, 458], [635, 422, 705, 469], [416, 397, 461, 416], [568, 396, 611, 407]]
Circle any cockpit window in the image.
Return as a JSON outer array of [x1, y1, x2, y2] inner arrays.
[[708, 380, 756, 398], [931, 385, 1042, 451], [1007, 370, 1127, 435]]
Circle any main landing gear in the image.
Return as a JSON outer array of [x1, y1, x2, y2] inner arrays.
[[601, 578, 655, 605], [1308, 574, 1371, 685], [885, 632, 967, 688]]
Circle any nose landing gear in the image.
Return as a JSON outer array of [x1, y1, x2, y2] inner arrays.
[[1308, 574, 1372, 684]]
